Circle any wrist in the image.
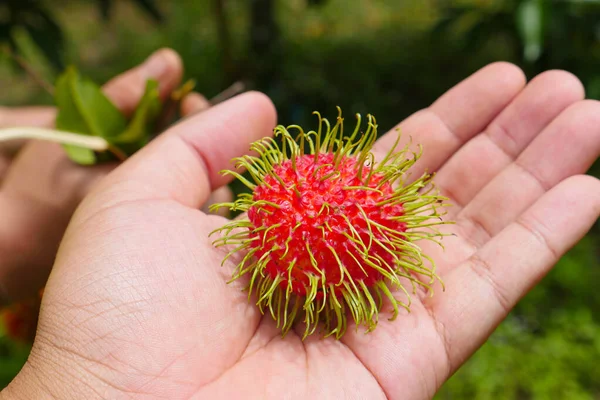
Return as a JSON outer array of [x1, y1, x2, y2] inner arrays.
[[0, 340, 88, 400], [2, 342, 126, 400], [1, 361, 57, 400]]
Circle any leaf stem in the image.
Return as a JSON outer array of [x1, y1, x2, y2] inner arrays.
[[0, 127, 109, 151], [107, 144, 128, 162], [210, 81, 245, 106]]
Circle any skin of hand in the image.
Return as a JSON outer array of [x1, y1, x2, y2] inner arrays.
[[0, 48, 229, 305], [1, 63, 599, 400]]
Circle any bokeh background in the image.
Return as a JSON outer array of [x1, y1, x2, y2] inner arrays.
[[0, 0, 599, 398]]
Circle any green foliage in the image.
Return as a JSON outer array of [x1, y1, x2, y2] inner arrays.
[[55, 67, 161, 164], [437, 312, 600, 399], [0, 326, 30, 390], [112, 79, 161, 155], [0, 0, 163, 74], [436, 237, 600, 399], [433, 0, 600, 98], [55, 67, 128, 164], [0, 0, 65, 70]]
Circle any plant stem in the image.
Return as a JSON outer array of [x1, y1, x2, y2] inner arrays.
[[2, 46, 55, 96], [209, 81, 245, 106], [107, 144, 128, 162], [0, 127, 109, 151]]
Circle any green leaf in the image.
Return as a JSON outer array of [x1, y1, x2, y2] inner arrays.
[[113, 79, 161, 155], [516, 0, 545, 63], [0, 324, 31, 390], [54, 66, 128, 164], [10, 26, 57, 85], [61, 144, 98, 165], [0, 1, 65, 73]]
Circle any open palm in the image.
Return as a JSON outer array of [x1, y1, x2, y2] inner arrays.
[[7, 63, 599, 400]]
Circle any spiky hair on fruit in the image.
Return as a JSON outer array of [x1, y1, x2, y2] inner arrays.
[[209, 108, 451, 339]]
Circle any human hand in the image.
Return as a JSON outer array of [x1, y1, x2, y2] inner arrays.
[[2, 63, 599, 400], [0, 49, 219, 304]]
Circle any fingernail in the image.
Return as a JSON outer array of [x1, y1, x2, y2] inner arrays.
[[140, 49, 171, 78]]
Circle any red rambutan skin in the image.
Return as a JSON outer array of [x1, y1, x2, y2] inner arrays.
[[247, 153, 406, 298]]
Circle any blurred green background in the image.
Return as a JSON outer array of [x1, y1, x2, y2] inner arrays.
[[0, 0, 599, 398]]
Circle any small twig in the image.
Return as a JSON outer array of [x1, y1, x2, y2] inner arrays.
[[209, 81, 245, 106], [154, 79, 197, 134], [107, 144, 128, 162], [2, 46, 55, 96], [0, 127, 109, 151], [155, 80, 247, 131]]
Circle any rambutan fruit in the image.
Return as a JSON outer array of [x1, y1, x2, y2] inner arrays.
[[210, 108, 451, 339]]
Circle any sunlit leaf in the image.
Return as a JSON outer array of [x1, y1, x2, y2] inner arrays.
[[54, 66, 128, 164], [113, 79, 161, 155], [10, 26, 57, 85], [62, 144, 98, 165]]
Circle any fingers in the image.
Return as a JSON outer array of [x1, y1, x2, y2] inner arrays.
[[0, 142, 113, 303], [435, 70, 585, 214], [372, 63, 526, 179], [0, 106, 56, 129], [427, 174, 600, 372], [0, 106, 56, 165], [181, 91, 234, 217], [0, 49, 186, 303], [102, 48, 183, 116], [92, 91, 277, 209], [0, 193, 74, 303], [202, 185, 233, 217], [0, 156, 9, 183], [180, 92, 234, 217], [181, 92, 211, 116], [456, 99, 600, 249], [3, 141, 114, 207]]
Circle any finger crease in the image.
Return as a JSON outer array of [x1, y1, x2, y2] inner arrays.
[[485, 120, 520, 160], [427, 108, 463, 146], [422, 303, 453, 383], [515, 216, 560, 262], [342, 341, 392, 400], [176, 134, 214, 190], [468, 254, 512, 314], [440, 179, 465, 207], [513, 159, 552, 192], [457, 215, 493, 250]]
